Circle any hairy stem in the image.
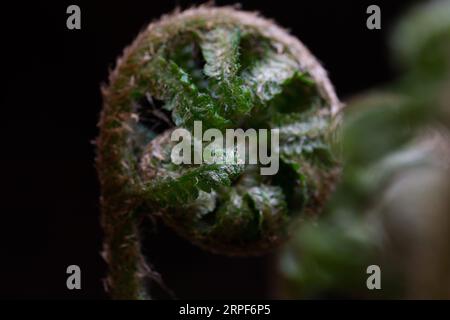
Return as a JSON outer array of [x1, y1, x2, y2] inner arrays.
[[97, 5, 341, 299]]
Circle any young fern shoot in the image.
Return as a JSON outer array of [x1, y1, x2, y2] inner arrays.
[[97, 6, 341, 299]]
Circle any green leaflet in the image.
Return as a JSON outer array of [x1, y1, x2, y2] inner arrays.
[[238, 34, 272, 73], [269, 72, 321, 113], [273, 113, 335, 168], [280, 139, 335, 168], [208, 183, 290, 245], [241, 52, 320, 126], [242, 52, 301, 102], [143, 163, 245, 207], [167, 40, 209, 90], [200, 28, 255, 121], [245, 185, 288, 232], [145, 55, 231, 130], [211, 189, 259, 242], [276, 115, 328, 137], [201, 27, 241, 79], [208, 78, 254, 121]]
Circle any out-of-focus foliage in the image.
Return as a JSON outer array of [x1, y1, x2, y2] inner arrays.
[[281, 0, 450, 299]]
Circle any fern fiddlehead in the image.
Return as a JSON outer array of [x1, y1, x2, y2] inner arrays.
[[97, 6, 341, 299]]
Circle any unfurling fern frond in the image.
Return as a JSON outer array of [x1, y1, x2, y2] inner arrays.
[[97, 6, 341, 299]]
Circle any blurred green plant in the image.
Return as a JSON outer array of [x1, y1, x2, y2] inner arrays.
[[281, 0, 450, 299]]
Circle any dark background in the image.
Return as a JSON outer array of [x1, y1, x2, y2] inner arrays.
[[0, 0, 416, 299]]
